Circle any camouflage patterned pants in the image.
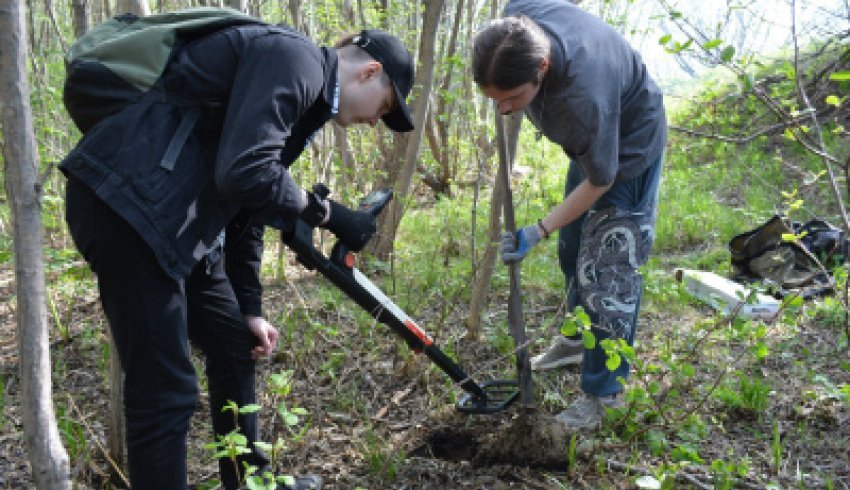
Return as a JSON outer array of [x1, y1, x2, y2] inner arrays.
[[577, 205, 655, 339], [558, 155, 663, 396]]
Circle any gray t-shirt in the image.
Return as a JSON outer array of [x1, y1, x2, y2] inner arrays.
[[505, 0, 667, 185]]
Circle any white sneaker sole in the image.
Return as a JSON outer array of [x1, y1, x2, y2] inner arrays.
[[530, 352, 583, 371]]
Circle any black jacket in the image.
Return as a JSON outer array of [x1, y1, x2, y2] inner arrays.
[[61, 24, 338, 289]]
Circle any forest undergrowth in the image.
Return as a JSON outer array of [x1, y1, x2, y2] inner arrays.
[[2, 20, 850, 490]]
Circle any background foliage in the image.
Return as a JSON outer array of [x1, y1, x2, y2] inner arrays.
[[1, 0, 849, 488]]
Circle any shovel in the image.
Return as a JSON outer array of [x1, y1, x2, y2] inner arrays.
[[496, 110, 534, 408]]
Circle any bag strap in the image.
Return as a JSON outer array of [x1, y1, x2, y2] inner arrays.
[[160, 108, 201, 171]]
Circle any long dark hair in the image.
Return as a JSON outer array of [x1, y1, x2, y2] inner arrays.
[[472, 16, 549, 90]]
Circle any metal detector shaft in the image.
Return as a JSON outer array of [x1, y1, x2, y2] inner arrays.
[[281, 218, 487, 403]]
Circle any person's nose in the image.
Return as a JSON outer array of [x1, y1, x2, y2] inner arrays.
[[498, 100, 512, 115]]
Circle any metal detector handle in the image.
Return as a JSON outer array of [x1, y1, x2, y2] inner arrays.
[[329, 188, 393, 266], [358, 188, 393, 216], [282, 188, 393, 270]]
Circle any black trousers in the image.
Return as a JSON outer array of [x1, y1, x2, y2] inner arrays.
[[65, 178, 268, 489]]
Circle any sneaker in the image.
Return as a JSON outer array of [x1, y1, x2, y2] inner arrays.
[[530, 336, 584, 370], [246, 474, 322, 490], [555, 394, 623, 429], [281, 475, 322, 490]]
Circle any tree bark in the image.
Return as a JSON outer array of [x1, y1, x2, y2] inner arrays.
[[433, 0, 465, 194], [107, 334, 128, 487], [465, 139, 505, 340], [341, 0, 355, 25], [115, 0, 149, 16], [224, 0, 247, 12], [464, 113, 521, 336], [0, 1, 71, 487], [333, 123, 356, 197], [71, 0, 90, 39], [372, 0, 445, 258], [287, 0, 304, 35]]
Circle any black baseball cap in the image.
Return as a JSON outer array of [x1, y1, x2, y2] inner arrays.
[[352, 29, 415, 132]]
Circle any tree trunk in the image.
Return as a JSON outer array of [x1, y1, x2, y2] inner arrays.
[[332, 123, 356, 198], [421, 111, 449, 196], [224, 0, 247, 12], [372, 0, 445, 258], [107, 333, 128, 487], [288, 0, 303, 35], [0, 1, 71, 488], [71, 0, 90, 39], [465, 114, 521, 339], [355, 0, 366, 26], [433, 0, 465, 194], [115, 0, 149, 16], [92, 0, 106, 25], [378, 0, 388, 29], [341, 0, 355, 25], [465, 142, 505, 339]]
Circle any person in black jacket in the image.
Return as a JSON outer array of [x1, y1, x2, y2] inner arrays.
[[61, 23, 415, 490]]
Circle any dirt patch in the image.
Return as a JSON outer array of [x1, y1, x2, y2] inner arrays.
[[409, 426, 480, 461], [408, 410, 579, 470], [473, 412, 575, 468]]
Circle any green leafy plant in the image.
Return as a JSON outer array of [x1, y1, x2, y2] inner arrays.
[[363, 427, 405, 483], [56, 399, 87, 462], [840, 384, 850, 409], [203, 370, 310, 489], [561, 305, 593, 346], [204, 401, 262, 485], [710, 457, 750, 490], [566, 433, 578, 476], [670, 443, 703, 464], [714, 373, 771, 415], [770, 419, 784, 481], [268, 370, 310, 440]]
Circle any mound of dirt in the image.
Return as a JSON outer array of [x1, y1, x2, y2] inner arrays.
[[473, 412, 576, 468], [409, 409, 584, 470]]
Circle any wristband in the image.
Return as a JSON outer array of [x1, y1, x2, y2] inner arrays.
[[301, 184, 330, 227], [537, 218, 550, 240]]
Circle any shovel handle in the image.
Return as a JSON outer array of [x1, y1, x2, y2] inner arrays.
[[495, 110, 534, 408]]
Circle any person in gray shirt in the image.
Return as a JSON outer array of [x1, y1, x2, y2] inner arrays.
[[472, 0, 666, 429]]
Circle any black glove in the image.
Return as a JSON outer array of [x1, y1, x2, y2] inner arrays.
[[300, 184, 330, 228], [322, 200, 377, 251]]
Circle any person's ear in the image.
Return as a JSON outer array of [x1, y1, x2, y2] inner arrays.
[[358, 60, 383, 82], [538, 57, 550, 78]]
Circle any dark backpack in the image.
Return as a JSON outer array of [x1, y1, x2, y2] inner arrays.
[[63, 7, 263, 133], [729, 215, 842, 298], [794, 218, 849, 265]]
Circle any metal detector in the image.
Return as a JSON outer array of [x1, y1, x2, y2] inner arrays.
[[280, 188, 519, 414]]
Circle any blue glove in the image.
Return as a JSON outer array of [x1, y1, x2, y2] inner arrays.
[[501, 224, 543, 263]]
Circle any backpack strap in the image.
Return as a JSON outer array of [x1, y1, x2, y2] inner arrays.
[[160, 107, 201, 171]]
